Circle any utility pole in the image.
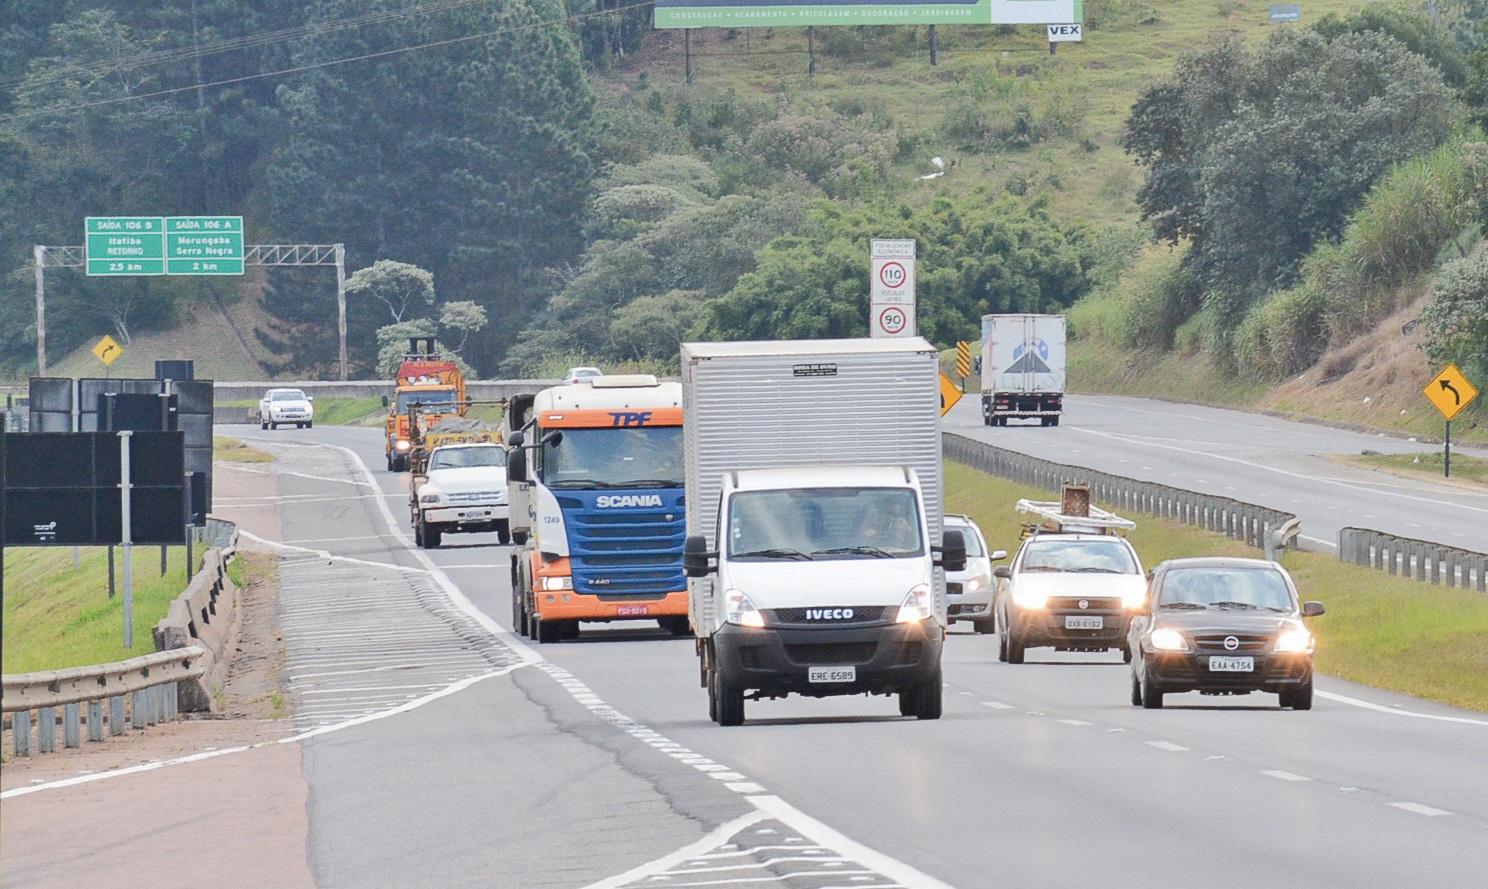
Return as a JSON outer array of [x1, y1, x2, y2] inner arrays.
[[928, 25, 938, 66], [336, 243, 348, 381], [34, 245, 46, 374]]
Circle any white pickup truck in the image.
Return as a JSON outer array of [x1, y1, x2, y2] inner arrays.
[[259, 388, 314, 430], [410, 443, 510, 548]]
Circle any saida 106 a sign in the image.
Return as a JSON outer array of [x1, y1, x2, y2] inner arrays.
[[655, 0, 1082, 28]]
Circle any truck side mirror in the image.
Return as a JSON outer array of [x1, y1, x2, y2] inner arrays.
[[683, 535, 716, 578], [540, 430, 563, 448], [506, 430, 525, 448], [507, 448, 527, 483], [935, 529, 967, 573], [1302, 601, 1326, 618], [381, 395, 390, 408]]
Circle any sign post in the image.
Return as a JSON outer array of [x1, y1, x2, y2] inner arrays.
[[119, 430, 134, 650], [1422, 364, 1479, 478], [870, 239, 916, 339]]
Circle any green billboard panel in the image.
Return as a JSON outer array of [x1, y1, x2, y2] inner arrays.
[[84, 215, 245, 276], [85, 218, 165, 276], [166, 258, 245, 275], [87, 259, 165, 276], [654, 0, 1080, 28]]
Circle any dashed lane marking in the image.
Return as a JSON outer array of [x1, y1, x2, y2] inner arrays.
[[1146, 741, 1189, 752], [1390, 802, 1451, 817], [1261, 770, 1312, 782]]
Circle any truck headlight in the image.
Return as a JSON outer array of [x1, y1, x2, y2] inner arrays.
[[1149, 627, 1189, 652], [895, 583, 933, 623], [1012, 586, 1049, 609], [395, 440, 411, 451], [1274, 627, 1313, 654], [541, 575, 573, 591], [420, 493, 441, 505], [724, 589, 765, 628], [964, 577, 985, 593]]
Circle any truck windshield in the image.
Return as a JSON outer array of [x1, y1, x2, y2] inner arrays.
[[1158, 567, 1295, 612], [539, 426, 683, 488], [429, 448, 505, 470], [397, 389, 457, 414], [728, 488, 924, 560]]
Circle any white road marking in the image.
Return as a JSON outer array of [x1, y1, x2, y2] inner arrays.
[[1316, 690, 1488, 727], [1057, 719, 1092, 726], [981, 701, 1014, 710], [580, 810, 769, 889], [1261, 770, 1312, 782], [1389, 802, 1451, 817], [1146, 741, 1189, 752]]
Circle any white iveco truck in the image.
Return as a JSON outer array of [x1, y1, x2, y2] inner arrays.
[[980, 313, 1066, 426], [681, 338, 966, 727]]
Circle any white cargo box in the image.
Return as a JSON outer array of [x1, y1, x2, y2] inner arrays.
[[981, 313, 1066, 395], [681, 338, 946, 635]]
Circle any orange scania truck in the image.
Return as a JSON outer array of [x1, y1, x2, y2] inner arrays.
[[384, 337, 467, 472], [505, 375, 688, 643]]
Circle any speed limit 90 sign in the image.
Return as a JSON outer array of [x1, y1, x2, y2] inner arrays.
[[876, 304, 909, 336]]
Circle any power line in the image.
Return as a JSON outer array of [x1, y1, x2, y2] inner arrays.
[[0, 0, 499, 91], [2, 1, 654, 124]]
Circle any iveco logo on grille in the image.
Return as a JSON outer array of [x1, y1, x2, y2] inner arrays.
[[595, 494, 663, 508], [806, 608, 855, 620], [1224, 635, 1240, 651]]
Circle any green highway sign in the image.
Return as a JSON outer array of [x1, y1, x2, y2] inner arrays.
[[86, 216, 245, 276], [85, 217, 164, 275]]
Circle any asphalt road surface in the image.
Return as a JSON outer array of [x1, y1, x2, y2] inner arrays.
[[167, 422, 1488, 889], [945, 394, 1488, 552]]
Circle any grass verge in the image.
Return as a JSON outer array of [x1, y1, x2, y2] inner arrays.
[[2, 545, 205, 673], [213, 435, 272, 463], [945, 461, 1488, 713], [1347, 450, 1488, 489]]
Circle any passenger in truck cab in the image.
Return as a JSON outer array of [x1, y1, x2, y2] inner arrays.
[[856, 499, 917, 552]]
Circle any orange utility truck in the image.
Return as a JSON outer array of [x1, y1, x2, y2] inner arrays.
[[384, 337, 467, 472]]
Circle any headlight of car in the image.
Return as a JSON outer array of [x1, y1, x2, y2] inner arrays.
[[1149, 627, 1190, 652], [1273, 627, 1313, 653], [541, 575, 573, 591], [964, 576, 986, 593], [1121, 585, 1147, 609], [725, 589, 765, 628], [895, 583, 933, 623], [1011, 585, 1049, 609]]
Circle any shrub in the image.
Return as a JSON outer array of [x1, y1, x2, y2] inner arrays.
[[1422, 244, 1488, 385], [587, 184, 703, 241], [1233, 283, 1330, 379]]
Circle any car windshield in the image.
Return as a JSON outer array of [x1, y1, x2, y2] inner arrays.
[[947, 522, 984, 556], [569, 368, 601, 379], [539, 426, 682, 488], [1020, 539, 1137, 573], [430, 448, 505, 470], [1157, 567, 1295, 611], [729, 487, 924, 560], [270, 390, 306, 402], [397, 389, 457, 414]]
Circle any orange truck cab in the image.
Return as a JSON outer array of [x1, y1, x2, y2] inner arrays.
[[384, 337, 467, 472], [506, 375, 688, 643]]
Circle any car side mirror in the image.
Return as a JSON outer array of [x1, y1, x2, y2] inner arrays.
[[684, 535, 716, 578], [507, 448, 528, 483], [935, 529, 967, 573], [1302, 601, 1326, 618], [993, 566, 1012, 580], [381, 395, 390, 408], [307, 395, 314, 401], [990, 549, 1008, 561]]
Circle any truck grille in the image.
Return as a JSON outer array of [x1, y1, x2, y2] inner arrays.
[[447, 491, 504, 503], [769, 606, 890, 626], [558, 495, 685, 597]]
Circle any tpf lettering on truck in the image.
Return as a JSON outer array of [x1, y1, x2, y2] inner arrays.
[[609, 411, 653, 427]]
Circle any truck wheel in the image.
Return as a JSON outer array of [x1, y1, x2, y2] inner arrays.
[[537, 618, 562, 644], [496, 521, 511, 545], [421, 522, 441, 549], [512, 530, 528, 546], [913, 667, 943, 720], [260, 421, 268, 430], [307, 420, 314, 429], [658, 616, 691, 637], [269, 422, 277, 430], [1049, 416, 1060, 427], [973, 617, 995, 635], [714, 670, 745, 727]]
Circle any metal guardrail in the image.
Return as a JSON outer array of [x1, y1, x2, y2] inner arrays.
[[944, 433, 1299, 552], [1339, 527, 1488, 591], [3, 647, 205, 756]]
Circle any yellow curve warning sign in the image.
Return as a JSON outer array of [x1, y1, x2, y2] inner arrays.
[[92, 334, 123, 367], [1423, 363, 1478, 421], [939, 371, 963, 417]]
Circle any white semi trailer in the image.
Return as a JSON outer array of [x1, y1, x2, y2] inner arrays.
[[980, 313, 1066, 427], [680, 338, 967, 726]]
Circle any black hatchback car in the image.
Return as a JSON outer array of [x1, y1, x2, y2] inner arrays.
[[1128, 558, 1325, 710]]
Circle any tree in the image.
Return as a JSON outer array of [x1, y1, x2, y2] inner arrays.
[[1313, 4, 1468, 85], [1422, 245, 1488, 387], [439, 300, 488, 352], [1124, 29, 1455, 339], [374, 319, 471, 377], [345, 261, 435, 325]]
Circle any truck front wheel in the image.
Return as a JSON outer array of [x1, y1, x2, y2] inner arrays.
[[495, 520, 511, 545], [419, 520, 442, 549], [912, 666, 943, 720], [713, 668, 745, 727]]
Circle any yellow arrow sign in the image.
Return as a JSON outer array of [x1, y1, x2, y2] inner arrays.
[[939, 371, 963, 417], [92, 334, 123, 367], [1423, 363, 1478, 421]]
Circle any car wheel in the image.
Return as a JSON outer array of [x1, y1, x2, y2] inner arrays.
[[1140, 669, 1164, 709], [1121, 644, 1133, 665], [973, 617, 995, 635], [1280, 678, 1313, 711], [1130, 670, 1143, 707], [260, 421, 268, 430], [307, 421, 313, 429], [913, 667, 943, 720], [997, 617, 1009, 663], [707, 667, 719, 724], [1006, 628, 1026, 664], [714, 669, 745, 727], [898, 687, 917, 717], [269, 422, 277, 430]]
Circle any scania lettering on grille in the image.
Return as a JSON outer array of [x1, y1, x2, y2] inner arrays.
[[806, 608, 855, 620], [595, 494, 664, 508]]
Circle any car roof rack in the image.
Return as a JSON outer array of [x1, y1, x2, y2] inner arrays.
[[1015, 496, 1135, 536]]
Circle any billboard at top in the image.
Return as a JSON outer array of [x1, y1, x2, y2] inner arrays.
[[655, 0, 1081, 28]]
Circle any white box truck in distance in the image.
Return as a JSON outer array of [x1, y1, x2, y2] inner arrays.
[[680, 338, 967, 727], [980, 313, 1066, 427]]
